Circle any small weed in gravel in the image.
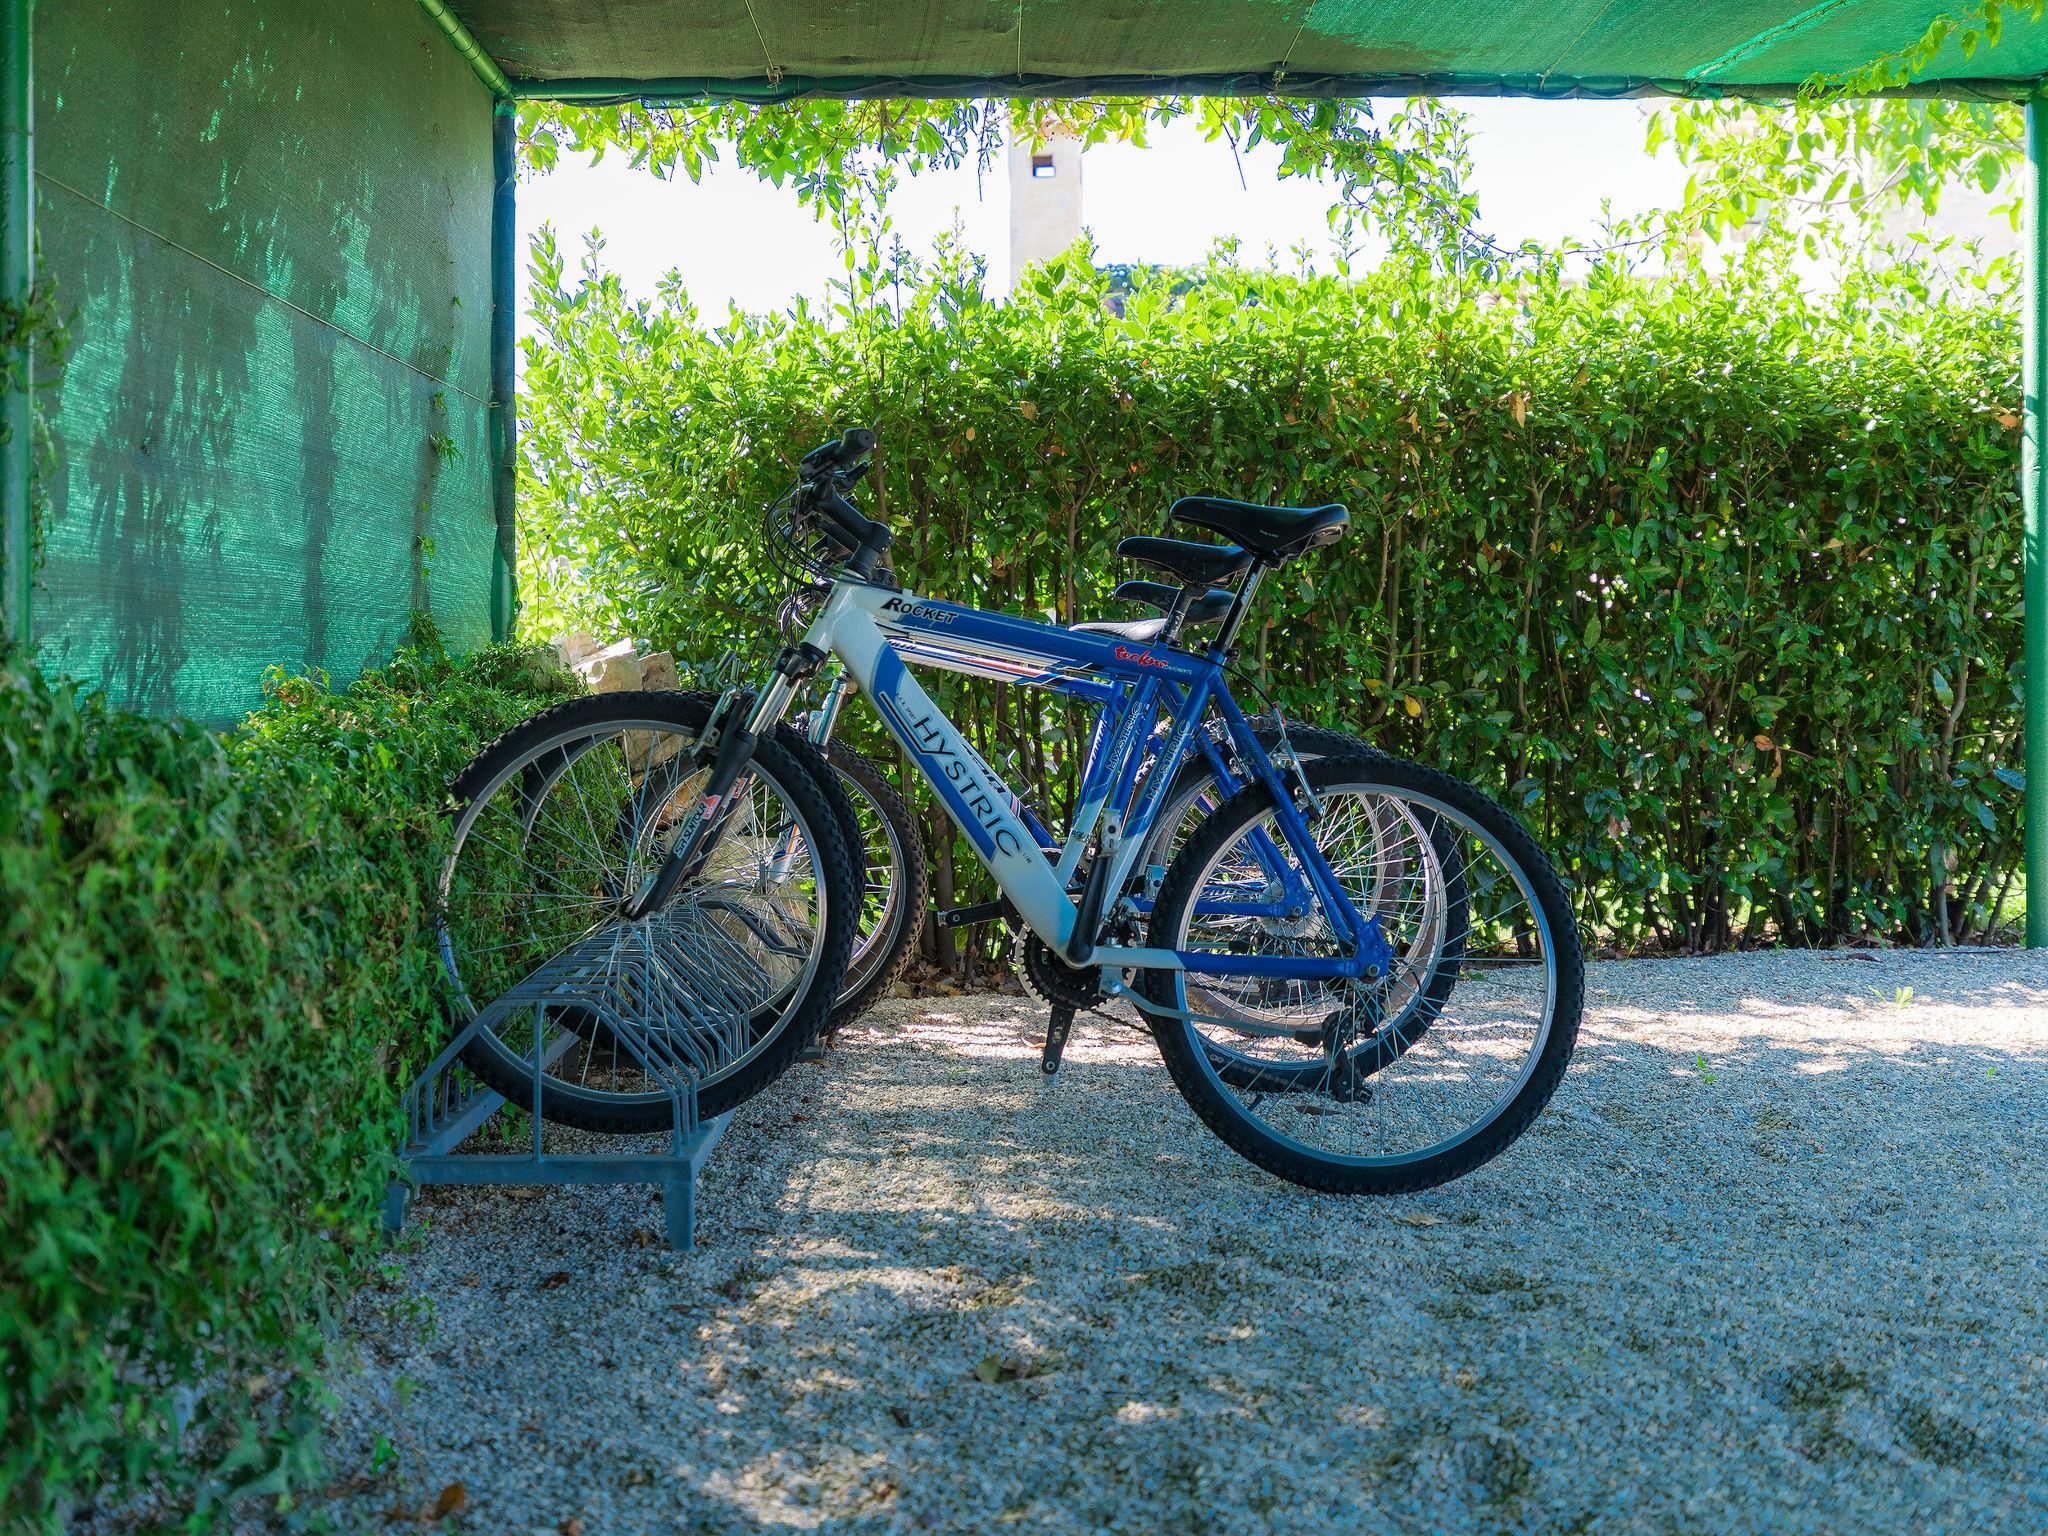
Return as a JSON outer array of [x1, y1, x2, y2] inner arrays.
[[1779, 1358, 1869, 1412], [1895, 1399, 1987, 1468], [1450, 1267, 1562, 1312], [1778, 1357, 1874, 1461], [1470, 1431, 1536, 1508], [1126, 1258, 1229, 1306]]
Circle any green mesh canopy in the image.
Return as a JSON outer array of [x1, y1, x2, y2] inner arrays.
[[32, 0, 498, 721], [444, 1, 2048, 99], [21, 0, 2048, 719]]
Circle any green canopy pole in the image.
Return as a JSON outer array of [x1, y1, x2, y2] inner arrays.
[[2027, 95, 2048, 947], [1, 0, 31, 651], [489, 98, 516, 643], [418, 0, 512, 97]]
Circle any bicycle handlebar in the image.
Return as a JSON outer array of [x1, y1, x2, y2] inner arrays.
[[793, 426, 892, 578], [799, 426, 878, 481]]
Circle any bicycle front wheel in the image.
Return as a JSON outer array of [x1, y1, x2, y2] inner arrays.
[[1137, 754, 1581, 1194], [439, 691, 859, 1131]]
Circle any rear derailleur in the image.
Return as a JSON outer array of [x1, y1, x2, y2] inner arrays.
[[1320, 993, 1377, 1104]]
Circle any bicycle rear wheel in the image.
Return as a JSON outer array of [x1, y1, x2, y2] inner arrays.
[[1140, 724, 1467, 1083], [438, 691, 859, 1131], [1137, 754, 1581, 1194], [825, 739, 928, 1029]]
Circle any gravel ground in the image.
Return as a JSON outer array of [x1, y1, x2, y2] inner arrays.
[[311, 950, 2048, 1536]]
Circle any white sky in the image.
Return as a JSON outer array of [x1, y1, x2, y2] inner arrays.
[[519, 100, 1692, 318]]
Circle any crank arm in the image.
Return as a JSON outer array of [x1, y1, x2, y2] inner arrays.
[[1041, 1006, 1076, 1077]]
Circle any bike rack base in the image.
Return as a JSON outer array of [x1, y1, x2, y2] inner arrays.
[[385, 989, 735, 1253], [383, 1092, 732, 1251]]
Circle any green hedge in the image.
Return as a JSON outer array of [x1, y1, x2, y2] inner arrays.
[[0, 632, 574, 1530], [521, 241, 2028, 953]]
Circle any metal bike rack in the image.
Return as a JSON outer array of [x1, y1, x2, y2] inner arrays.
[[386, 916, 753, 1251]]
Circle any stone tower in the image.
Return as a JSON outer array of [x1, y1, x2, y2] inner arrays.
[[1007, 131, 1083, 290]]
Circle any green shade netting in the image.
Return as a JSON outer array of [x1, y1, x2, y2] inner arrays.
[[447, 1, 2048, 97], [33, 0, 498, 721]]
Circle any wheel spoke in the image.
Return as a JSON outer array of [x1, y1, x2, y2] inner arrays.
[[439, 711, 839, 1121]]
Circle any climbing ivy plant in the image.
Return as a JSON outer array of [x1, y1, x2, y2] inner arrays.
[[519, 94, 1495, 269]]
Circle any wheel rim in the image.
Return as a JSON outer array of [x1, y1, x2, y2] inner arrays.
[[438, 717, 831, 1109], [1164, 781, 1555, 1170]]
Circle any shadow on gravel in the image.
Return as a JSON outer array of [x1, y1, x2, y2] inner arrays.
[[315, 969, 2047, 1536]]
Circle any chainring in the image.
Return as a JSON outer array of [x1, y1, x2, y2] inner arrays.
[[1017, 932, 1108, 1011]]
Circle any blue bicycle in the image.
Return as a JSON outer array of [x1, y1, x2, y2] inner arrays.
[[798, 578, 1423, 1017], [438, 429, 1583, 1192]]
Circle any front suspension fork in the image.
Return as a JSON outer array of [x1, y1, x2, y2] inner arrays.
[[803, 668, 853, 748], [626, 646, 822, 918]]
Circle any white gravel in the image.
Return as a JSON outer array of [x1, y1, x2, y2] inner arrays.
[[310, 949, 2048, 1535]]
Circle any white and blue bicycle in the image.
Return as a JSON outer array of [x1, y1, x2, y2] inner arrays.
[[438, 429, 1583, 1193]]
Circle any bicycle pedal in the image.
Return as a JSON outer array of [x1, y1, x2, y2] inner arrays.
[[1041, 1005, 1076, 1078]]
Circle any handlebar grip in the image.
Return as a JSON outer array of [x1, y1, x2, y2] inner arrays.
[[800, 425, 879, 478]]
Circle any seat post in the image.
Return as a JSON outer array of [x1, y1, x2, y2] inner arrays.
[[1209, 565, 1266, 658], [1156, 584, 1197, 645]]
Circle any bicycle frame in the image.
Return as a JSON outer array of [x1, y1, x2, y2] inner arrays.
[[805, 652, 1210, 873], [762, 577, 1390, 984], [805, 625, 1268, 890]]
